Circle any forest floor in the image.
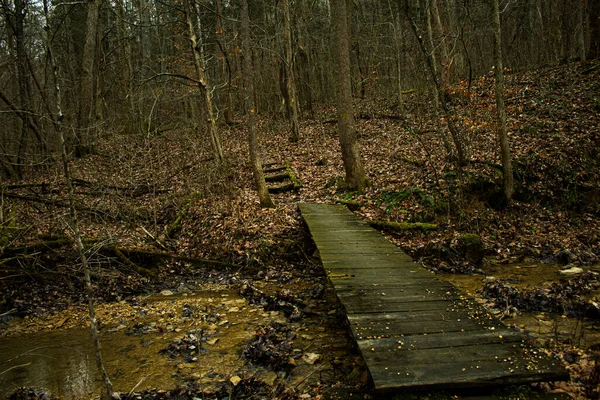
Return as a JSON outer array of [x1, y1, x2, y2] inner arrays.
[[1, 61, 600, 399]]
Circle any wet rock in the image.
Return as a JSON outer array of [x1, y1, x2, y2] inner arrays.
[[8, 387, 51, 400], [302, 353, 321, 365], [559, 266, 584, 276], [308, 283, 324, 299], [160, 330, 208, 361], [243, 323, 295, 371], [263, 371, 278, 386], [458, 233, 485, 264], [160, 290, 174, 296], [230, 375, 242, 386]]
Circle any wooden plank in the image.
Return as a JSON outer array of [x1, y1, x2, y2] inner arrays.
[[357, 330, 525, 351], [343, 299, 456, 314], [368, 358, 568, 391]]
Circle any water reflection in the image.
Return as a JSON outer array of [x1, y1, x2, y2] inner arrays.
[[0, 330, 97, 398]]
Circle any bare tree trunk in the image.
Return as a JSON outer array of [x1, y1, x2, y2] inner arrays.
[[492, 0, 514, 203], [2, 0, 48, 176], [578, 0, 586, 61], [283, 0, 300, 141], [430, 0, 449, 87], [183, 0, 224, 163], [331, 0, 367, 191], [387, 0, 404, 112], [43, 1, 114, 398], [407, 0, 454, 161], [214, 0, 234, 125], [78, 0, 101, 152], [590, 0, 600, 59], [241, 0, 274, 208]]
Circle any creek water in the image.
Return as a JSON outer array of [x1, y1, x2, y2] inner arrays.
[[440, 263, 600, 348], [0, 289, 269, 398], [0, 283, 353, 398], [0, 327, 178, 398]]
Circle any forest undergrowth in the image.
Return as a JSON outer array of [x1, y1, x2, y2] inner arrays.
[[1, 61, 600, 399]]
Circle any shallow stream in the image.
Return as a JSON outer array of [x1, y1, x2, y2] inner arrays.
[[440, 263, 600, 348], [0, 288, 276, 398]]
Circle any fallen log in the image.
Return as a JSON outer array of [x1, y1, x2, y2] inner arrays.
[[2, 238, 100, 257], [112, 246, 155, 277], [368, 219, 437, 232], [115, 248, 241, 271], [335, 199, 362, 211]]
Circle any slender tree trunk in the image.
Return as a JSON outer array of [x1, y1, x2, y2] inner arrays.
[[3, 0, 47, 175], [407, 0, 455, 161], [183, 0, 224, 163], [241, 0, 274, 208], [331, 0, 367, 191], [78, 0, 101, 151], [387, 0, 404, 113], [430, 0, 449, 87], [578, 0, 587, 61], [43, 1, 114, 398], [588, 0, 600, 59], [215, 0, 234, 125], [283, 0, 300, 141], [491, 0, 514, 203]]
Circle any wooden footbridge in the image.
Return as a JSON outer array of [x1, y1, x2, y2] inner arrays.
[[299, 203, 568, 392]]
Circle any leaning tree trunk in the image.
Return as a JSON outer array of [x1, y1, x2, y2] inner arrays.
[[241, 0, 274, 208], [42, 1, 114, 398], [283, 0, 300, 141], [331, 0, 367, 191], [183, 0, 224, 164], [492, 0, 514, 203]]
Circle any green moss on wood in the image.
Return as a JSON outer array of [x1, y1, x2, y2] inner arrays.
[[335, 199, 362, 211], [368, 220, 437, 232]]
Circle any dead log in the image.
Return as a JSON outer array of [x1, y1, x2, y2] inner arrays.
[[2, 238, 100, 257], [112, 246, 155, 277], [368, 219, 437, 232], [335, 199, 362, 211], [115, 248, 241, 270]]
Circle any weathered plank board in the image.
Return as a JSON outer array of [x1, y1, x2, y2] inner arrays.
[[299, 203, 568, 392]]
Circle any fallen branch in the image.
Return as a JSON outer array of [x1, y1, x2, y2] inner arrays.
[[115, 247, 241, 270], [112, 246, 155, 277], [368, 219, 437, 232], [2, 238, 100, 257]]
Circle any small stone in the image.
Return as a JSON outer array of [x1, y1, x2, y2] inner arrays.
[[302, 353, 321, 365], [207, 338, 219, 345], [230, 375, 242, 386], [228, 307, 240, 312], [300, 334, 314, 340], [559, 266, 584, 276], [264, 371, 278, 386], [160, 290, 174, 296]]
